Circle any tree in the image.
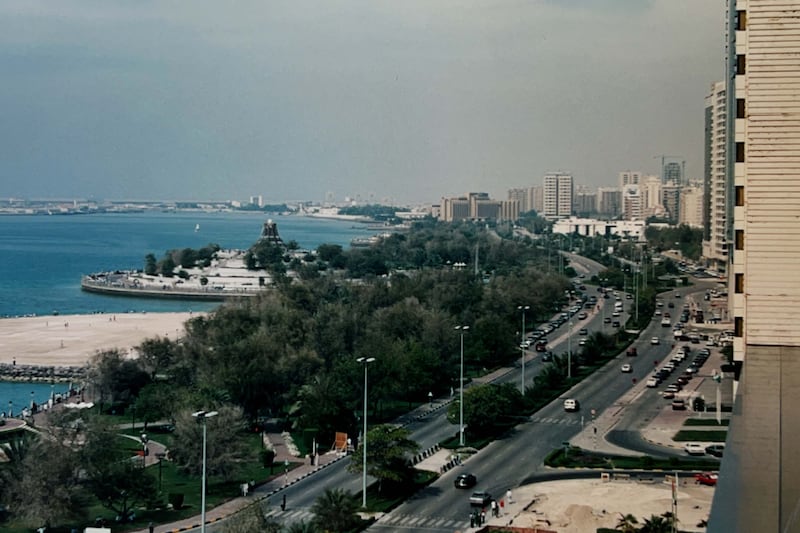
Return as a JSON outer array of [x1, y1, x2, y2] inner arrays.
[[221, 503, 281, 533], [133, 382, 179, 428], [615, 512, 639, 533], [311, 488, 363, 532], [88, 349, 151, 406], [80, 417, 157, 520], [447, 383, 523, 438], [144, 253, 157, 275], [347, 424, 420, 493], [168, 404, 256, 481], [4, 436, 88, 528], [639, 512, 675, 533]]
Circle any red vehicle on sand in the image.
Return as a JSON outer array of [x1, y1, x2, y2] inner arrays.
[[694, 472, 718, 486]]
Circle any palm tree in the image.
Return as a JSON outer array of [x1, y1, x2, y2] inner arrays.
[[615, 512, 639, 533], [639, 513, 671, 533], [311, 488, 363, 533]]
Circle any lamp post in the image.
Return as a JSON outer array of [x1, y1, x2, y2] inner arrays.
[[192, 410, 218, 533], [455, 326, 469, 446], [7, 400, 11, 418], [356, 357, 375, 509], [518, 306, 529, 395]]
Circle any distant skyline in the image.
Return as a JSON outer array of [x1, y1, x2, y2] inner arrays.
[[0, 1, 724, 205]]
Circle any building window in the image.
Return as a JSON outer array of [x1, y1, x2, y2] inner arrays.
[[737, 55, 746, 75], [737, 10, 747, 31], [734, 316, 743, 337], [735, 186, 744, 206], [736, 98, 746, 119], [735, 273, 744, 294], [735, 229, 744, 250], [736, 142, 745, 163]]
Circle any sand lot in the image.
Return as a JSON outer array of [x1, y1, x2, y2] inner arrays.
[[499, 477, 712, 532], [0, 312, 197, 367]]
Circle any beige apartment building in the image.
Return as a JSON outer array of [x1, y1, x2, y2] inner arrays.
[[709, 2, 800, 531]]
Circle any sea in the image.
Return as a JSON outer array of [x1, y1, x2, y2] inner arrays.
[[0, 210, 376, 410]]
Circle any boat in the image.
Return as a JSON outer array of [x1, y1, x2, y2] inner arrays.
[[195, 224, 200, 232]]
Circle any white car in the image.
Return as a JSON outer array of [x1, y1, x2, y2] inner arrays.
[[621, 364, 632, 373], [646, 377, 659, 388], [563, 399, 580, 412], [684, 442, 706, 456], [651, 337, 660, 345]]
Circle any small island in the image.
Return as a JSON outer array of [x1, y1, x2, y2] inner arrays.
[[81, 220, 287, 301]]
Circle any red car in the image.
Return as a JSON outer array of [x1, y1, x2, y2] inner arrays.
[[694, 472, 718, 486]]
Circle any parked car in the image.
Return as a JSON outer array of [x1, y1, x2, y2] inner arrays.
[[469, 491, 492, 506], [578, 312, 588, 319], [612, 321, 621, 328], [454, 473, 477, 489], [662, 390, 676, 399], [684, 442, 705, 455], [604, 317, 612, 324], [579, 328, 588, 335], [672, 399, 687, 410], [646, 377, 659, 388], [705, 444, 725, 458]]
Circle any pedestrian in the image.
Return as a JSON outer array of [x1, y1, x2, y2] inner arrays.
[[470, 511, 475, 527], [491, 499, 497, 517], [480, 510, 486, 525], [281, 494, 286, 511], [506, 489, 513, 504], [499, 499, 505, 514], [148, 522, 154, 533]]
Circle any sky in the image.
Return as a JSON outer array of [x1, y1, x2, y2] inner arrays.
[[0, 0, 725, 206]]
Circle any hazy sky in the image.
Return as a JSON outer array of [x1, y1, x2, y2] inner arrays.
[[0, 0, 725, 205]]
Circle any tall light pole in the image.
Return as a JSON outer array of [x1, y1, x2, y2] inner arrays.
[[565, 291, 572, 380], [455, 325, 469, 446], [356, 356, 375, 509], [518, 305, 529, 395], [192, 410, 218, 533]]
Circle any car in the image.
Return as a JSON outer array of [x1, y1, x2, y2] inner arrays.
[[672, 399, 687, 410], [541, 351, 554, 362], [665, 385, 681, 394], [535, 342, 548, 352], [684, 442, 706, 455], [520, 341, 531, 349], [626, 347, 638, 357], [454, 473, 477, 489], [578, 338, 587, 346], [612, 321, 621, 328], [469, 491, 492, 507], [578, 312, 588, 319], [621, 363, 632, 373], [655, 309, 662, 316], [694, 472, 719, 486], [612, 310, 620, 317], [604, 317, 611, 324], [579, 328, 588, 335], [563, 398, 580, 412], [646, 377, 659, 388], [699, 348, 711, 356], [676, 376, 689, 386], [705, 444, 725, 458], [674, 292, 681, 298], [661, 318, 672, 327], [650, 337, 660, 345], [661, 390, 676, 399], [673, 352, 686, 362]]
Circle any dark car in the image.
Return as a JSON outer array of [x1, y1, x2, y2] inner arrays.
[[705, 444, 725, 458], [612, 321, 621, 328], [454, 473, 477, 489], [541, 351, 554, 362]]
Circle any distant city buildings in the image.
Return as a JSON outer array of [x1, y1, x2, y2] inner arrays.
[[543, 172, 573, 220], [552, 217, 646, 241], [439, 192, 519, 222], [249, 195, 263, 208], [679, 184, 704, 228]]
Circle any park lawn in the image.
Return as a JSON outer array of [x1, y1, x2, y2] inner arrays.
[[683, 418, 729, 427], [672, 430, 728, 442]]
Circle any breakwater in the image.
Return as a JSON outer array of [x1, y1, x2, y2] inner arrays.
[[0, 363, 86, 383]]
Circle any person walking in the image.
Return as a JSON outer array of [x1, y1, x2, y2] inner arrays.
[[506, 489, 513, 504]]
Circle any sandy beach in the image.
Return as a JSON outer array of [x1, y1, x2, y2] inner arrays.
[[0, 312, 198, 367]]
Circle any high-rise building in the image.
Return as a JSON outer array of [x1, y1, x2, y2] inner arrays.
[[703, 80, 728, 271], [619, 171, 642, 189], [530, 185, 544, 213], [679, 184, 704, 228], [596, 187, 622, 218], [508, 186, 544, 215], [573, 190, 597, 216], [708, 4, 800, 531], [440, 193, 519, 222], [661, 183, 681, 223], [621, 185, 642, 220], [543, 173, 573, 220], [641, 175, 664, 218], [662, 160, 684, 184]]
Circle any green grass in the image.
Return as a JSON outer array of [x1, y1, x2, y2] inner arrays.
[[672, 430, 728, 442], [684, 418, 729, 427], [544, 446, 719, 471]]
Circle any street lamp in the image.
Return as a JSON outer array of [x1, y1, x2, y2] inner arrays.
[[455, 325, 469, 446], [192, 410, 218, 533], [356, 357, 375, 509], [518, 306, 530, 395]]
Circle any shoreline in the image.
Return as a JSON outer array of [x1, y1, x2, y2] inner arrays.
[[0, 311, 199, 368]]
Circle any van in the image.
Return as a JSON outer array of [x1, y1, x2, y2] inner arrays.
[[563, 399, 580, 412]]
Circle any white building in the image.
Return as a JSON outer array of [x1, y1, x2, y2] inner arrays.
[[552, 217, 645, 241], [621, 184, 643, 220], [679, 185, 704, 228], [619, 171, 642, 189], [702, 80, 728, 271], [543, 173, 573, 220]]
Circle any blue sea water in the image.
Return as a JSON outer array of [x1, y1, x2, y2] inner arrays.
[[0, 211, 375, 408], [0, 211, 374, 317]]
